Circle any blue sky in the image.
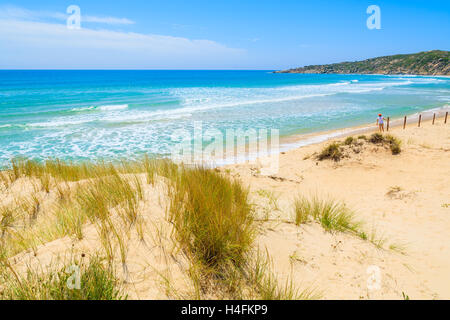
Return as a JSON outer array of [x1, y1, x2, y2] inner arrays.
[[0, 0, 449, 69]]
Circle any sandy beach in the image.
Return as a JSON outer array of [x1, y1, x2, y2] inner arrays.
[[1, 113, 449, 300], [223, 114, 450, 299]]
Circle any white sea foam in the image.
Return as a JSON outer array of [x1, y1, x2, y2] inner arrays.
[[71, 106, 95, 112], [2, 74, 448, 167], [98, 104, 128, 111], [28, 119, 92, 128]]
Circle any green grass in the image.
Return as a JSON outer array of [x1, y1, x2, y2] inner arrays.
[[294, 196, 360, 233], [294, 197, 310, 225], [0, 255, 125, 300], [317, 143, 343, 162], [384, 135, 402, 155], [369, 133, 384, 144], [167, 167, 254, 281], [367, 133, 402, 155], [1, 157, 311, 299], [248, 250, 320, 300], [344, 136, 355, 145], [256, 189, 281, 212], [315, 133, 402, 162]]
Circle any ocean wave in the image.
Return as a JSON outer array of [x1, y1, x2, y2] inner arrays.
[[69, 104, 128, 113], [2, 104, 129, 119], [28, 119, 93, 128], [98, 104, 129, 111], [70, 106, 96, 112], [0, 124, 13, 131], [174, 80, 415, 112]]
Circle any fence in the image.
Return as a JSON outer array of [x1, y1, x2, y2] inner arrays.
[[386, 111, 448, 131]]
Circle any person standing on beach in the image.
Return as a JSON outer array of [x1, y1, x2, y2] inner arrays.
[[376, 113, 386, 132]]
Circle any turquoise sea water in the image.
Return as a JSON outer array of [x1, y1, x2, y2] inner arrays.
[[0, 70, 449, 165]]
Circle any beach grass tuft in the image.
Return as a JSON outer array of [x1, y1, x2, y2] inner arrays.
[[0, 255, 125, 300], [369, 133, 384, 144], [294, 196, 360, 233], [344, 136, 355, 145], [248, 250, 320, 300], [384, 134, 402, 155], [317, 143, 343, 162], [167, 166, 254, 284]]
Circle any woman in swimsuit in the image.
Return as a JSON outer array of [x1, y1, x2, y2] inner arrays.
[[376, 113, 386, 132]]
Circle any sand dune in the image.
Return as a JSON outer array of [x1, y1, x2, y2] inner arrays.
[[1, 117, 449, 299], [224, 117, 450, 299]]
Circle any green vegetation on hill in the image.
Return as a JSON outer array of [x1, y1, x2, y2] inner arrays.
[[276, 50, 449, 75]]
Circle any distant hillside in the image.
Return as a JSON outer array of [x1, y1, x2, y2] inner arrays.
[[275, 50, 450, 75]]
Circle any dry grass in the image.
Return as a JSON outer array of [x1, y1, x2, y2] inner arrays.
[[369, 133, 402, 155], [247, 250, 320, 300], [0, 157, 315, 300], [317, 143, 343, 162], [294, 196, 360, 233], [0, 254, 125, 300], [166, 166, 254, 294], [315, 133, 402, 162]]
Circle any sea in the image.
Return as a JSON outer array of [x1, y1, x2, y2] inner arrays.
[[0, 70, 449, 166]]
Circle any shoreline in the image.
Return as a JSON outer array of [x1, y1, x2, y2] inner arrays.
[[212, 106, 449, 168], [224, 112, 450, 299], [0, 106, 448, 171], [2, 103, 450, 299], [278, 106, 450, 152]]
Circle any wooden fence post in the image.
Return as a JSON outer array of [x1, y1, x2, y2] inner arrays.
[[387, 117, 390, 131], [418, 114, 422, 127], [403, 116, 407, 129], [445, 112, 448, 124], [432, 113, 436, 125]]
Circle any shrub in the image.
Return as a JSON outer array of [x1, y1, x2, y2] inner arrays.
[[344, 136, 354, 145], [384, 135, 402, 155], [317, 143, 342, 162], [369, 133, 384, 144]]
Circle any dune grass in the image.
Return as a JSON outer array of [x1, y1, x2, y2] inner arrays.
[[317, 143, 343, 162], [0, 255, 125, 300], [166, 166, 254, 288], [369, 133, 385, 144], [344, 136, 355, 145], [369, 133, 402, 155], [1, 157, 315, 300], [294, 196, 360, 233], [294, 196, 398, 252], [247, 250, 320, 300], [316, 133, 402, 162], [0, 158, 145, 258], [384, 134, 402, 155]]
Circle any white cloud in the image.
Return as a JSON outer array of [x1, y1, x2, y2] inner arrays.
[[83, 16, 135, 25], [0, 5, 135, 25], [0, 6, 245, 69]]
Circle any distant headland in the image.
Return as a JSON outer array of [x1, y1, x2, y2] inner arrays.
[[275, 50, 450, 75]]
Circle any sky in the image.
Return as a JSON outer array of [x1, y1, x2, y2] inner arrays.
[[0, 0, 449, 69]]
